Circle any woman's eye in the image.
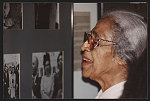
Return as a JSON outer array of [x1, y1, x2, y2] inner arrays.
[[93, 41, 97, 45]]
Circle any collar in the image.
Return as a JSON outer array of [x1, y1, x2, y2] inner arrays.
[[96, 81, 126, 99]]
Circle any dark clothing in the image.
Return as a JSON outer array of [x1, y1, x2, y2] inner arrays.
[[15, 69, 19, 98], [32, 76, 41, 98], [3, 72, 9, 98], [53, 69, 62, 98]]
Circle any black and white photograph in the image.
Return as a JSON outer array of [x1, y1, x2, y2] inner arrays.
[[3, 2, 23, 29], [34, 3, 59, 29], [32, 51, 64, 99], [3, 54, 20, 99]]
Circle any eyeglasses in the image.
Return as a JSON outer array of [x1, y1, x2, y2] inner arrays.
[[84, 31, 117, 50]]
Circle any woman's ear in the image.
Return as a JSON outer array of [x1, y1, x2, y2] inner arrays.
[[112, 55, 127, 66]]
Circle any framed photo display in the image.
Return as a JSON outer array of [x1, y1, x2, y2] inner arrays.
[[32, 51, 64, 99], [2, 2, 73, 99], [34, 3, 59, 29], [3, 2, 23, 30], [3, 53, 20, 99]]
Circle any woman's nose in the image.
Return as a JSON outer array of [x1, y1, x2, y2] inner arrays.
[[81, 41, 90, 52]]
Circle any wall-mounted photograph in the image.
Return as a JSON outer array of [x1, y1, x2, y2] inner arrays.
[[32, 51, 64, 99], [34, 3, 59, 29], [3, 2, 23, 29], [3, 53, 20, 99]]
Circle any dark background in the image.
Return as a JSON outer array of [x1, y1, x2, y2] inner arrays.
[[98, 2, 147, 20], [2, 3, 73, 99]]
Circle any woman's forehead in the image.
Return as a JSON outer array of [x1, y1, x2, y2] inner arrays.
[[92, 16, 114, 38]]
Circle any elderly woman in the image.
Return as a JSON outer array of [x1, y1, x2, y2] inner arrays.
[[81, 10, 147, 99], [41, 53, 54, 99]]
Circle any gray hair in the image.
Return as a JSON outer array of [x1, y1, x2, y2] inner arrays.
[[104, 11, 147, 62]]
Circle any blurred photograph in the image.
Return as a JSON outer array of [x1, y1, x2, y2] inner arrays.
[[32, 51, 64, 99], [3, 2, 23, 29], [3, 54, 20, 99], [34, 3, 59, 29]]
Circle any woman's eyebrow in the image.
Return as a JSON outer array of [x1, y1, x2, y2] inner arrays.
[[92, 31, 101, 39]]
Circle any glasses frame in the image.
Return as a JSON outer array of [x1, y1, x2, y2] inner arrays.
[[84, 31, 117, 50]]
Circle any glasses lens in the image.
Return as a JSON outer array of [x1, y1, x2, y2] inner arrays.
[[88, 35, 93, 50], [83, 32, 96, 50]]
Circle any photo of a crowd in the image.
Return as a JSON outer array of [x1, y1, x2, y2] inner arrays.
[[32, 51, 63, 99], [3, 54, 20, 99]]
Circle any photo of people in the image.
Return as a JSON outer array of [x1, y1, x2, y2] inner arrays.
[[3, 54, 20, 99], [3, 2, 23, 29], [34, 3, 59, 29], [32, 51, 64, 99]]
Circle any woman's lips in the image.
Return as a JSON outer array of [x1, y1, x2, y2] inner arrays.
[[82, 55, 93, 66]]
